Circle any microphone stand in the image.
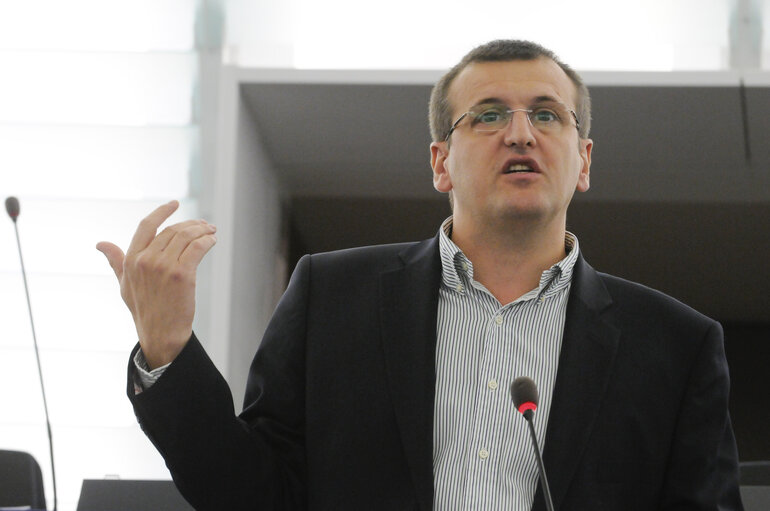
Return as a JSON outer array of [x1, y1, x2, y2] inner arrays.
[[7, 197, 58, 511], [512, 376, 554, 511], [522, 410, 554, 511]]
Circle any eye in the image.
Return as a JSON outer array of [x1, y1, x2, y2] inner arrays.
[[473, 107, 508, 126], [530, 108, 560, 124]]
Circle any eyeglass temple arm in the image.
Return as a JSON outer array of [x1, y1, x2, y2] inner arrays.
[[444, 112, 469, 142]]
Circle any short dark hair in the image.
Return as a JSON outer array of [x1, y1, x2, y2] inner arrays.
[[429, 39, 591, 142]]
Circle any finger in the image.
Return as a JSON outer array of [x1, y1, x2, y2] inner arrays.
[[147, 219, 212, 256], [159, 222, 217, 262], [178, 233, 217, 269], [126, 200, 180, 256], [96, 241, 126, 280]]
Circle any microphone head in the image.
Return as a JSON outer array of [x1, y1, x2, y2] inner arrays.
[[5, 196, 20, 222], [511, 376, 539, 416]]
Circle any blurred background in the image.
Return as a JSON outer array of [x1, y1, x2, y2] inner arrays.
[[1, 1, 768, 509]]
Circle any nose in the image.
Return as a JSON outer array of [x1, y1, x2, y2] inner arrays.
[[502, 109, 536, 148]]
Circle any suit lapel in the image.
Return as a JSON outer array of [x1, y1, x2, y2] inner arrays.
[[379, 236, 441, 511], [535, 255, 621, 510]]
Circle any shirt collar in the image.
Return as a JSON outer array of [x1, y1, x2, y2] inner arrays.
[[438, 216, 580, 299]]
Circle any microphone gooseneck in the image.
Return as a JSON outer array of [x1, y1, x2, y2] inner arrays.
[[511, 376, 554, 511], [6, 197, 58, 511]]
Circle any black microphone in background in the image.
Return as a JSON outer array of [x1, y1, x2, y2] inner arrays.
[[5, 196, 20, 221], [6, 197, 58, 511], [511, 376, 554, 511]]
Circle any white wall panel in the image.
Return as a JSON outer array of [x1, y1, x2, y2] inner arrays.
[[0, 52, 195, 126], [0, 0, 195, 52], [0, 125, 195, 200]]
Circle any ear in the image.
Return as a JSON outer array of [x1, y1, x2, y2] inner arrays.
[[431, 141, 453, 193], [576, 138, 592, 193]]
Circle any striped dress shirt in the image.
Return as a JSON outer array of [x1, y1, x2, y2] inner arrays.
[[433, 217, 579, 511]]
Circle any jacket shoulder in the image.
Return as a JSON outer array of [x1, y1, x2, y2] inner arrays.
[[299, 237, 438, 275], [595, 270, 718, 332]]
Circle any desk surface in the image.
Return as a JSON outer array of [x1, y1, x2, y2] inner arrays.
[[77, 480, 193, 511]]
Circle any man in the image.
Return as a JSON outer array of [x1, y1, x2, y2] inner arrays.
[[97, 40, 743, 510]]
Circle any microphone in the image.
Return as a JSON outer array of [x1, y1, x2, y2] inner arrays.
[[6, 197, 58, 511], [5, 196, 19, 222], [511, 376, 554, 511]]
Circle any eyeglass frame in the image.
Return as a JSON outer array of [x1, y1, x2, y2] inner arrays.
[[443, 103, 581, 142]]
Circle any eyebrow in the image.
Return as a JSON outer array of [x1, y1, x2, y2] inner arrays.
[[471, 95, 566, 109]]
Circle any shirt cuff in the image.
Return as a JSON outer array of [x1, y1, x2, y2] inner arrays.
[[132, 348, 171, 394]]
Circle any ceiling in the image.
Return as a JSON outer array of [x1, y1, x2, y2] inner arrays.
[[240, 70, 770, 323]]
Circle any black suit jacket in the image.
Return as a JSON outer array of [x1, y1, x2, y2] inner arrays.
[[128, 235, 742, 510]]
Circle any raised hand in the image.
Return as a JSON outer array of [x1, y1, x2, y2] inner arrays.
[[97, 201, 217, 369]]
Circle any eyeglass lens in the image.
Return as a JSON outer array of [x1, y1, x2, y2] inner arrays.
[[470, 103, 574, 133]]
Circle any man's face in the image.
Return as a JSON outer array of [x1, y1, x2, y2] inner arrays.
[[431, 58, 592, 229]]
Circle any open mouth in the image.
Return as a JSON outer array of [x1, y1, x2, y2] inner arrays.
[[504, 163, 537, 174]]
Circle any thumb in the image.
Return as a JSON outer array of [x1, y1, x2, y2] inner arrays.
[[96, 241, 125, 280]]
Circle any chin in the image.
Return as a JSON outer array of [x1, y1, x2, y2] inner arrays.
[[500, 198, 548, 217]]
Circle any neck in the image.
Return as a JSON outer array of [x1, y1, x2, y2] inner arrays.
[[450, 214, 567, 305]]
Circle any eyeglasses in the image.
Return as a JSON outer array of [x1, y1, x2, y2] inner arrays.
[[444, 102, 580, 142]]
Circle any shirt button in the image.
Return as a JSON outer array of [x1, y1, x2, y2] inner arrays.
[[495, 315, 503, 325], [456, 284, 464, 293], [461, 262, 469, 271], [487, 379, 498, 390], [478, 448, 489, 460]]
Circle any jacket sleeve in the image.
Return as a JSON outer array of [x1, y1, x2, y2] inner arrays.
[[126, 255, 313, 510], [660, 320, 743, 510]]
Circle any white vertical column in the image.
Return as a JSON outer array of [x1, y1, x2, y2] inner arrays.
[[729, 0, 764, 69], [197, 0, 289, 401]]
